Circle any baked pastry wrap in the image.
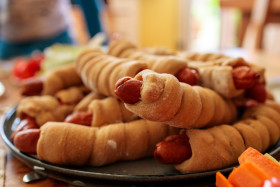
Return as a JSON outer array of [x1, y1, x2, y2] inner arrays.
[[37, 120, 179, 166], [186, 55, 266, 98], [107, 40, 187, 75], [123, 70, 237, 129], [42, 64, 83, 95], [174, 101, 280, 173], [75, 49, 147, 96], [74, 92, 105, 112], [16, 95, 74, 127], [88, 97, 138, 127]]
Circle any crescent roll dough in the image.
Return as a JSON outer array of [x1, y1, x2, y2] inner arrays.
[[107, 40, 187, 75], [54, 86, 89, 104], [37, 120, 179, 166], [88, 97, 138, 127], [124, 70, 237, 129], [185, 55, 265, 98], [42, 64, 83, 95], [75, 48, 147, 97], [74, 92, 105, 112], [16, 96, 74, 127], [175, 101, 280, 173], [178, 52, 229, 62]]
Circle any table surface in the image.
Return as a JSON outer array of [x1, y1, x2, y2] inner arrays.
[[0, 49, 280, 187]]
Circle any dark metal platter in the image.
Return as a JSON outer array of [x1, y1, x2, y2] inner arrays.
[[1, 107, 280, 187]]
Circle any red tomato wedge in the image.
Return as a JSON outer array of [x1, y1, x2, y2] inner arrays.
[[12, 54, 44, 80]]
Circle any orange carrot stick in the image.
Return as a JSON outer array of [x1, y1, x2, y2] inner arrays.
[[238, 147, 280, 179], [216, 171, 234, 187], [228, 162, 269, 187]]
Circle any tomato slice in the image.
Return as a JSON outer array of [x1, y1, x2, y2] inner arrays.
[[26, 56, 42, 73], [12, 58, 32, 79], [12, 54, 44, 80]]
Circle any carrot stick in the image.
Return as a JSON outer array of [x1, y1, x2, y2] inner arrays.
[[216, 171, 234, 187], [228, 162, 269, 187], [238, 147, 280, 179]]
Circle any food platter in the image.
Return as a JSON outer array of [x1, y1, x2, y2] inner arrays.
[[1, 107, 280, 186]]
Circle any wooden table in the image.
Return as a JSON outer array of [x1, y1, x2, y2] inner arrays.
[[0, 49, 280, 186]]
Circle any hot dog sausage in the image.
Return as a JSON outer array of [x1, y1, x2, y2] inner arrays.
[[21, 78, 43, 96], [13, 129, 40, 154], [64, 111, 93, 126], [114, 77, 142, 104], [232, 66, 260, 89], [153, 134, 192, 164], [11, 117, 38, 142], [175, 67, 200, 86], [246, 83, 267, 103]]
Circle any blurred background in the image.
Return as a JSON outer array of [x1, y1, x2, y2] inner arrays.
[[72, 0, 280, 53], [1, 0, 280, 60]]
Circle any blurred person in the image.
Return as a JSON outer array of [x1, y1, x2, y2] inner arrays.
[[73, 0, 103, 39], [0, 0, 104, 59], [73, 0, 118, 45]]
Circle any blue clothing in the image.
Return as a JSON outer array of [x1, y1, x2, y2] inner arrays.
[[73, 0, 104, 38], [0, 29, 74, 59], [0, 0, 103, 60]]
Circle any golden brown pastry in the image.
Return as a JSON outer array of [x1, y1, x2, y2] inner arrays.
[[154, 101, 280, 173], [16, 95, 74, 127], [178, 52, 229, 62], [21, 64, 83, 96], [108, 40, 266, 100], [75, 48, 147, 97], [74, 92, 105, 112], [54, 86, 89, 105], [184, 54, 266, 99], [107, 39, 189, 76], [242, 103, 280, 131], [88, 97, 138, 127], [42, 64, 83, 95], [37, 120, 179, 166], [175, 125, 246, 173], [107, 40, 201, 87], [115, 70, 237, 129]]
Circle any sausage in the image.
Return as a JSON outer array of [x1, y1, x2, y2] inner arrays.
[[114, 67, 199, 103], [21, 78, 43, 96], [114, 77, 142, 104], [153, 134, 192, 164], [232, 66, 260, 89], [13, 129, 41, 154], [64, 111, 93, 126], [246, 83, 267, 103], [175, 67, 200, 86], [11, 117, 38, 142]]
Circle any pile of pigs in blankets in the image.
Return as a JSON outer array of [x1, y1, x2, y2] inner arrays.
[[12, 39, 280, 173]]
